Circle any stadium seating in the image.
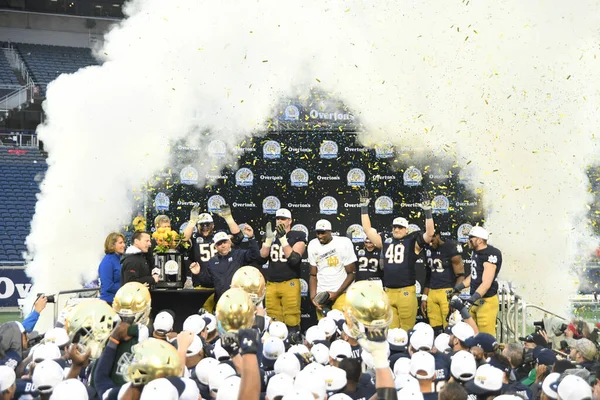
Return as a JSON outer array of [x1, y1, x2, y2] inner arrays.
[[15, 43, 97, 93], [0, 147, 47, 264]]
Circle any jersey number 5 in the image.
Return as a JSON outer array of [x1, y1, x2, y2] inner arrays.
[[385, 244, 405, 264], [270, 244, 287, 262]]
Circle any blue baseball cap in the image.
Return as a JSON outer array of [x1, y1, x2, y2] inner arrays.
[[464, 333, 498, 353]]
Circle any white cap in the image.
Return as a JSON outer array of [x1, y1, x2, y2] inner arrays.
[[304, 362, 326, 375], [323, 365, 347, 391], [209, 362, 236, 393], [397, 387, 424, 400], [410, 351, 435, 380], [342, 323, 356, 339], [288, 344, 310, 355], [305, 326, 326, 345], [198, 213, 213, 223], [329, 394, 353, 400], [434, 333, 451, 353], [140, 378, 178, 400], [318, 317, 337, 337], [468, 226, 489, 240], [315, 219, 332, 231], [276, 208, 292, 219], [392, 217, 409, 228], [274, 352, 301, 378], [0, 366, 16, 391], [179, 377, 200, 400], [267, 373, 294, 400], [195, 357, 218, 385], [269, 321, 289, 340], [326, 309, 345, 323], [450, 350, 477, 381], [217, 375, 241, 400], [393, 357, 411, 376], [311, 343, 330, 365], [541, 372, 560, 399], [451, 321, 475, 342], [467, 364, 504, 393], [409, 326, 434, 351], [263, 337, 285, 360], [294, 369, 326, 400], [329, 340, 352, 361], [283, 388, 316, 400], [182, 314, 205, 335], [213, 231, 230, 244], [44, 328, 70, 348], [186, 335, 203, 357], [394, 373, 420, 391], [202, 313, 217, 332], [557, 375, 593, 400], [32, 360, 64, 394], [387, 328, 408, 348], [50, 379, 89, 400], [154, 311, 174, 332], [32, 343, 62, 363]]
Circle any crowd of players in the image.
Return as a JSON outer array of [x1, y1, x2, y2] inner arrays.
[[0, 192, 598, 399]]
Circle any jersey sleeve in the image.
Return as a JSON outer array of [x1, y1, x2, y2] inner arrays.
[[291, 230, 308, 245], [449, 241, 463, 258], [485, 247, 502, 266], [307, 241, 317, 266]]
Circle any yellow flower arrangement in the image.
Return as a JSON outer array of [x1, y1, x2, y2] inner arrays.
[[151, 227, 189, 253]]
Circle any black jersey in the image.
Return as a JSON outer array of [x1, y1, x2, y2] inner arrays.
[[424, 241, 462, 289], [191, 232, 217, 269], [264, 230, 307, 282], [354, 246, 382, 282], [380, 232, 422, 288], [470, 245, 502, 297]]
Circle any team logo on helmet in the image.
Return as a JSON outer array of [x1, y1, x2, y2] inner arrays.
[[180, 166, 199, 185], [346, 224, 366, 243], [403, 166, 422, 187], [291, 224, 309, 238], [300, 279, 308, 297], [235, 168, 254, 187], [320, 140, 338, 159], [208, 140, 227, 159], [283, 105, 300, 121], [319, 196, 338, 215], [347, 168, 366, 187], [154, 192, 170, 212], [207, 195, 226, 213], [408, 224, 421, 234], [432, 195, 450, 214], [374, 141, 394, 159], [457, 223, 473, 243], [263, 140, 281, 159], [262, 196, 281, 215], [290, 168, 309, 187], [374, 196, 393, 215]]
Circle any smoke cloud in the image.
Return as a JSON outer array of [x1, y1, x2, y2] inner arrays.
[[25, 0, 600, 314]]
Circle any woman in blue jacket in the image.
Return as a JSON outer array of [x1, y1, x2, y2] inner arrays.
[[98, 232, 126, 303]]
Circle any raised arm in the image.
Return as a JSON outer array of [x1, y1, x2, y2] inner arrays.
[[183, 206, 199, 241], [417, 199, 434, 252], [359, 189, 383, 248]]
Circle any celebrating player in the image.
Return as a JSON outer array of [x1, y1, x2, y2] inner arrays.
[[259, 208, 307, 333], [421, 229, 466, 334], [452, 226, 502, 335], [354, 236, 382, 283], [360, 189, 434, 330], [308, 219, 357, 319]]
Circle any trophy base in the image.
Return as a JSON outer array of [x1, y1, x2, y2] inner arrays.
[[155, 281, 183, 290]]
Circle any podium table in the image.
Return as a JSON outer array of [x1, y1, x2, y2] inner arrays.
[[150, 288, 214, 331]]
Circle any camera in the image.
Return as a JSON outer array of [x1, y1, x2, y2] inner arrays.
[[37, 293, 55, 303], [533, 320, 545, 330]]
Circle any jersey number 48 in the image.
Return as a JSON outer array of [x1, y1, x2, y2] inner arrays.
[[385, 244, 405, 264]]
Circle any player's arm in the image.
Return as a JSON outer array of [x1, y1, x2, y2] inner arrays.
[[183, 207, 199, 241], [331, 263, 356, 301], [359, 189, 382, 248], [421, 266, 431, 316], [416, 199, 434, 253], [217, 204, 242, 239], [470, 262, 497, 301], [309, 264, 321, 310], [259, 222, 273, 258], [451, 255, 466, 285]]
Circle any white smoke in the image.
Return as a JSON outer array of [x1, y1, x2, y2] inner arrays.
[[26, 0, 600, 315]]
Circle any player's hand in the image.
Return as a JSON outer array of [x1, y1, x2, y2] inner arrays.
[[189, 262, 200, 275], [359, 189, 371, 207], [153, 275, 160, 283], [216, 204, 232, 219], [311, 297, 323, 311], [242, 224, 254, 238], [275, 223, 287, 239], [238, 329, 259, 355], [111, 321, 132, 342], [419, 194, 432, 211], [535, 364, 547, 383], [68, 343, 91, 367], [221, 332, 240, 356], [328, 292, 338, 302], [420, 298, 427, 317], [176, 330, 195, 351], [264, 222, 275, 241], [449, 296, 465, 310], [34, 295, 48, 313], [189, 206, 200, 224]]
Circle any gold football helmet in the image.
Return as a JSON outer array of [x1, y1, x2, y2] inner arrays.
[[215, 288, 256, 333], [112, 282, 151, 325], [344, 280, 393, 338], [64, 299, 120, 359], [230, 266, 266, 305], [126, 338, 181, 385]]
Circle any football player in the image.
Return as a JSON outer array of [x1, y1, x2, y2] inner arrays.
[[182, 205, 244, 312], [421, 230, 466, 334], [452, 226, 502, 335], [354, 236, 383, 283], [360, 189, 434, 330], [259, 208, 307, 333]]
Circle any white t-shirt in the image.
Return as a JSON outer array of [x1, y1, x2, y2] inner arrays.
[[307, 236, 357, 293]]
